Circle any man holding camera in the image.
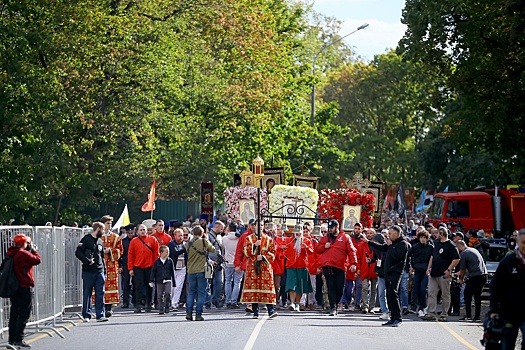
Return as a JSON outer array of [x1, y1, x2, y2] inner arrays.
[[7, 234, 41, 348], [75, 222, 108, 322]]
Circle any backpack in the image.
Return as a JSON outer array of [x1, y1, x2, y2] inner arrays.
[[0, 255, 19, 298]]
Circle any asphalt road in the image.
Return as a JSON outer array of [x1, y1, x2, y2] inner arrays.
[[8, 306, 492, 350]]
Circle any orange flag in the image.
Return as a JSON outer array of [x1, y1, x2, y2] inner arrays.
[[141, 180, 156, 212]]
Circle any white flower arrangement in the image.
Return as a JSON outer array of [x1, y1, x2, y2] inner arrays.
[[223, 186, 268, 222], [268, 185, 319, 224]]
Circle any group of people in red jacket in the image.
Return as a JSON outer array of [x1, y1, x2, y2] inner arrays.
[[233, 218, 381, 318]]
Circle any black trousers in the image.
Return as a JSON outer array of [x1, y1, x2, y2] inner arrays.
[[315, 272, 324, 307], [121, 265, 132, 305], [322, 266, 345, 309], [9, 287, 33, 343], [386, 274, 402, 321], [464, 275, 486, 318], [133, 267, 152, 310], [448, 281, 461, 315]]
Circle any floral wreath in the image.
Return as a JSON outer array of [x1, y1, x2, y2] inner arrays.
[[268, 185, 319, 222], [224, 186, 268, 222], [317, 188, 375, 228]]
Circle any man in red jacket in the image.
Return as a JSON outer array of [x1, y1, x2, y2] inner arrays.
[[315, 220, 357, 316], [358, 228, 378, 313], [235, 219, 257, 313], [7, 234, 41, 348], [271, 224, 287, 308], [128, 224, 160, 313]]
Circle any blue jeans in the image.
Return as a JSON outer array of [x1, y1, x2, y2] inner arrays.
[[205, 268, 224, 305], [399, 271, 409, 309], [187, 272, 207, 316], [377, 277, 389, 314], [412, 270, 428, 310], [224, 266, 243, 304], [82, 271, 105, 319], [339, 280, 355, 304]]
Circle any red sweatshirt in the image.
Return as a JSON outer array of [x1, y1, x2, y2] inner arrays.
[[357, 241, 378, 279], [285, 237, 313, 269], [128, 235, 160, 270], [315, 231, 357, 272], [307, 239, 320, 275], [271, 236, 288, 275], [234, 229, 252, 271], [152, 231, 172, 246], [7, 246, 41, 288]]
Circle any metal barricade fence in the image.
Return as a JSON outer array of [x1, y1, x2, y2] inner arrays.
[[63, 227, 84, 309], [0, 225, 84, 341]]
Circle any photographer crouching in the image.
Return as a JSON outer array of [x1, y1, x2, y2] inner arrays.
[[7, 234, 41, 348]]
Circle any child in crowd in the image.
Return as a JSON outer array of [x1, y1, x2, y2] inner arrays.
[[150, 245, 176, 315]]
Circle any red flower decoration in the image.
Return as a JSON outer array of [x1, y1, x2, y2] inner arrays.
[[318, 188, 376, 228]]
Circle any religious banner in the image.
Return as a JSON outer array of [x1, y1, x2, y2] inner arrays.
[[318, 188, 375, 228], [223, 186, 268, 223], [268, 185, 318, 227], [201, 182, 214, 223]]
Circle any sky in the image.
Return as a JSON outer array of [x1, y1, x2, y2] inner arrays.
[[311, 0, 407, 61]]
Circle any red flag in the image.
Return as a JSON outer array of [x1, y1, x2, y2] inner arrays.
[[141, 180, 156, 212]]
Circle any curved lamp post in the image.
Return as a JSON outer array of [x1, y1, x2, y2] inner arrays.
[[310, 23, 369, 125]]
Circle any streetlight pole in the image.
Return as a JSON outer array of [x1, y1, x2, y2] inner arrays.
[[310, 23, 369, 125]]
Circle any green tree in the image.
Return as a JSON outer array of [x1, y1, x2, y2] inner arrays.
[[398, 0, 525, 187]]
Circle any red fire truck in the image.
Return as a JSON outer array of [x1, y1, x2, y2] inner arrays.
[[427, 187, 525, 237]]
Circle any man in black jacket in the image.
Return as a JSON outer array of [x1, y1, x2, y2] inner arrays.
[[75, 222, 108, 322], [489, 228, 525, 349], [366, 225, 410, 327], [118, 224, 135, 308], [408, 229, 433, 316]]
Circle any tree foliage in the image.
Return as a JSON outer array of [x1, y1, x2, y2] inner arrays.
[[398, 0, 525, 189], [2, 0, 522, 224]]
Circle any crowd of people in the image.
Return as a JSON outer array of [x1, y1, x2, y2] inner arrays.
[[7, 212, 523, 349]]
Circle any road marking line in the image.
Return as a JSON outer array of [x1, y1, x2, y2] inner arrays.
[[438, 322, 479, 350], [243, 315, 268, 350]]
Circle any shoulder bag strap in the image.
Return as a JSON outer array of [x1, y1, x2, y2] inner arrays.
[[139, 237, 154, 253]]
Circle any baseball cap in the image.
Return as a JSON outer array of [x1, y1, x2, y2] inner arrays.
[[453, 232, 464, 240], [248, 218, 258, 225], [327, 220, 339, 229], [13, 234, 29, 245]]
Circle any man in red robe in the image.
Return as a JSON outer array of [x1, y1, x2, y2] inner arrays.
[[240, 225, 278, 319]]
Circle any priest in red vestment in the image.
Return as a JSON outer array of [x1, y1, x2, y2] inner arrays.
[[240, 225, 278, 319], [100, 215, 123, 317]]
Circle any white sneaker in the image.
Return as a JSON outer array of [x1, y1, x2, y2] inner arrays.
[[294, 303, 301, 312], [379, 313, 389, 320], [418, 310, 425, 317], [348, 305, 355, 311]]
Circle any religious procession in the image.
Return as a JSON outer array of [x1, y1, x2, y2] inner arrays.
[[2, 157, 525, 350]]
